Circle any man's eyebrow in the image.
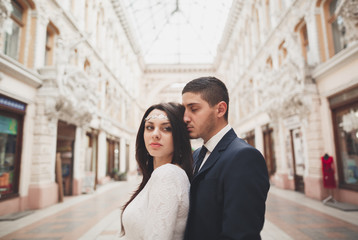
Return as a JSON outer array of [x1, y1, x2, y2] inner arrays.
[[186, 103, 200, 107]]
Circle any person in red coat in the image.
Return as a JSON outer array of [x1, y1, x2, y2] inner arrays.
[[321, 154, 336, 188]]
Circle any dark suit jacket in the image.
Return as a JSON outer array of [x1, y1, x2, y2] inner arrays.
[[184, 129, 270, 240]]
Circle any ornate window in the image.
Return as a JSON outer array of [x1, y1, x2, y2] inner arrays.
[[278, 41, 287, 66], [323, 0, 347, 57], [266, 56, 273, 69], [44, 22, 59, 66], [84, 58, 91, 74], [295, 19, 310, 62], [3, 0, 35, 64], [4, 0, 24, 61]]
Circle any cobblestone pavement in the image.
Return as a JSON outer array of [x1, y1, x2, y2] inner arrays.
[[0, 177, 357, 240]]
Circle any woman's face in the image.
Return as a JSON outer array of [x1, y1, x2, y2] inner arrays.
[[144, 109, 174, 162]]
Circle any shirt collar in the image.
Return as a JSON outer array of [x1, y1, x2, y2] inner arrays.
[[204, 124, 231, 153]]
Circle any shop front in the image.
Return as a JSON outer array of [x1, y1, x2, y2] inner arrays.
[[106, 138, 120, 179], [330, 87, 358, 202], [56, 121, 76, 196], [262, 124, 277, 177], [0, 95, 25, 201]]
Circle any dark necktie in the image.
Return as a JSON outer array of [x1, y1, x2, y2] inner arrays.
[[194, 146, 208, 175]]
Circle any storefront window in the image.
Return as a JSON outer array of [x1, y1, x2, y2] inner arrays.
[[335, 106, 358, 189], [0, 115, 18, 197]]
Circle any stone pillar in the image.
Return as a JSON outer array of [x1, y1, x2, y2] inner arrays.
[[73, 126, 84, 195], [31, 7, 49, 69], [255, 125, 264, 154], [97, 130, 107, 183], [17, 102, 36, 212], [304, 95, 327, 200], [120, 138, 127, 174], [305, 7, 322, 65], [28, 96, 59, 209]]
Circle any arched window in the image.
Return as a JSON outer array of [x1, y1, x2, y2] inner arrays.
[[4, 0, 25, 61], [266, 56, 273, 69], [323, 0, 346, 57], [4, 0, 35, 64], [84, 58, 91, 74], [278, 41, 287, 66], [45, 22, 59, 66], [295, 19, 310, 62]]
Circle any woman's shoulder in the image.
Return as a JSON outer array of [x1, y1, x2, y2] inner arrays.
[[152, 164, 189, 183]]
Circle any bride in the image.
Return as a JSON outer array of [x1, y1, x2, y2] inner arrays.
[[119, 102, 193, 240]]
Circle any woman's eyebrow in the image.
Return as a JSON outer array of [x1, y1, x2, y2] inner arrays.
[[145, 121, 170, 125]]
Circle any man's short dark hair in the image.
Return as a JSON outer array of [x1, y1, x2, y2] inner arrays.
[[182, 76, 229, 120]]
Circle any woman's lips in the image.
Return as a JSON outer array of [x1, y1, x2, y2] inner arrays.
[[150, 143, 162, 147]]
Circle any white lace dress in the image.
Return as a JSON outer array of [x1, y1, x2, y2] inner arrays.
[[120, 163, 190, 240]]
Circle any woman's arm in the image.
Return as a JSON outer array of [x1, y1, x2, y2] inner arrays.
[[144, 166, 186, 240]]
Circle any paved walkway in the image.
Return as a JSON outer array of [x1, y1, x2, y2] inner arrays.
[[0, 178, 358, 240]]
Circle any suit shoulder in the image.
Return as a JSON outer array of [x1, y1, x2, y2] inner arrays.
[[230, 137, 262, 154]]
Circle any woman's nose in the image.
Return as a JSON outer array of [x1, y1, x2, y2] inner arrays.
[[152, 127, 160, 139]]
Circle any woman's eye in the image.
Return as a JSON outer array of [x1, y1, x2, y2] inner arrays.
[[163, 127, 172, 132], [145, 126, 153, 130]]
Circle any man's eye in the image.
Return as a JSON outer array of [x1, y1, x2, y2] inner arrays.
[[191, 108, 197, 112]]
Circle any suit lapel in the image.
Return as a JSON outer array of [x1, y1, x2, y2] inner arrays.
[[193, 129, 237, 180]]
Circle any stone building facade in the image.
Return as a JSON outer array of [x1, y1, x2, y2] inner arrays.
[[0, 0, 142, 215], [217, 0, 358, 205]]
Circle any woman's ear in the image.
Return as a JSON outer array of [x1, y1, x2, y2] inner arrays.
[[217, 101, 227, 118]]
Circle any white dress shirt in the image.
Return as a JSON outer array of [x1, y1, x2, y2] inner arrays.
[[198, 124, 231, 171]]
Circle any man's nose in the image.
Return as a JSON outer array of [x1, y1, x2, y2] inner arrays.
[[183, 111, 190, 123]]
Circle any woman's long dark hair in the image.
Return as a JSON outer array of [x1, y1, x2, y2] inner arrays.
[[121, 102, 193, 235]]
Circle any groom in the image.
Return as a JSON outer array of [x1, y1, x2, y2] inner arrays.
[[182, 76, 270, 240]]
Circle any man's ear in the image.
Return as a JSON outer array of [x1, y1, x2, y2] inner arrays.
[[216, 101, 227, 118]]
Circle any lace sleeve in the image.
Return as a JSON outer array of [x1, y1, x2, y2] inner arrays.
[[144, 166, 186, 240]]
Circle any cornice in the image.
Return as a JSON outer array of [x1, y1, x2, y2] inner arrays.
[[214, 0, 244, 68], [312, 42, 358, 81], [0, 54, 42, 88], [144, 64, 214, 74]]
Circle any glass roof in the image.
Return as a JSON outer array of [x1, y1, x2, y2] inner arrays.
[[121, 0, 233, 65]]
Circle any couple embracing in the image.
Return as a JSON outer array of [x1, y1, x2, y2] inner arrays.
[[118, 76, 270, 240]]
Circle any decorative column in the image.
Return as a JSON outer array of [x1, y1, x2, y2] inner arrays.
[[28, 96, 59, 209], [31, 3, 49, 69], [305, 5, 322, 65]]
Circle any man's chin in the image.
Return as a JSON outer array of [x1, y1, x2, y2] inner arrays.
[[189, 133, 199, 139]]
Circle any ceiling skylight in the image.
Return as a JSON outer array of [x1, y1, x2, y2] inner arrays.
[[121, 0, 233, 64]]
